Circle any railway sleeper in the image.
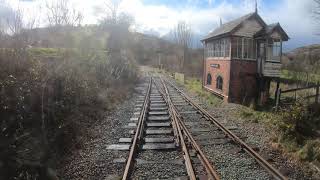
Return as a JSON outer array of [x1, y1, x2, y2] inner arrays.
[[146, 122, 171, 127], [144, 137, 174, 143], [150, 100, 165, 103], [149, 107, 168, 111], [147, 116, 170, 121], [145, 129, 172, 135], [148, 111, 168, 115], [142, 143, 176, 150]]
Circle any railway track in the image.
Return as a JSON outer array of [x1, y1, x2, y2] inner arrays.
[[107, 75, 287, 180]]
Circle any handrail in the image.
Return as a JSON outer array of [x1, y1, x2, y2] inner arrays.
[[282, 84, 319, 93]]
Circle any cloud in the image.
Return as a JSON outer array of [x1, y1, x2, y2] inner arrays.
[[3, 0, 319, 50], [259, 0, 320, 50]]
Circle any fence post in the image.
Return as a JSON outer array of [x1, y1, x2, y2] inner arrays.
[[276, 88, 281, 111], [316, 82, 319, 104]]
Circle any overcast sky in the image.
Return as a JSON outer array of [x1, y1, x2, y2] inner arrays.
[[5, 0, 320, 51]]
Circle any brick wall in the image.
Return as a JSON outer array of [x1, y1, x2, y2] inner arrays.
[[204, 58, 271, 104], [229, 59, 258, 103], [204, 58, 231, 101]]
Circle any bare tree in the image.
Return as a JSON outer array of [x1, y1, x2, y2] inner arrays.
[[6, 8, 23, 35], [100, 0, 134, 27], [0, 0, 14, 34], [315, 0, 320, 34], [104, 0, 121, 24], [172, 21, 194, 72], [100, 0, 134, 50], [45, 0, 83, 27]]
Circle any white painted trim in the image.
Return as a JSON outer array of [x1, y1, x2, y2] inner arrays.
[[204, 86, 228, 98]]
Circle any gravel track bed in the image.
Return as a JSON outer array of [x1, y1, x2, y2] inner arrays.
[[58, 79, 148, 179], [165, 77, 309, 179], [178, 107, 271, 179], [136, 150, 183, 161], [132, 163, 188, 179]]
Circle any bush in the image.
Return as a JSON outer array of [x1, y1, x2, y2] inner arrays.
[[0, 48, 138, 179], [297, 140, 320, 162], [278, 102, 320, 144]]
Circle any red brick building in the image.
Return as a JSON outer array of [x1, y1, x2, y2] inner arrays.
[[202, 11, 289, 104]]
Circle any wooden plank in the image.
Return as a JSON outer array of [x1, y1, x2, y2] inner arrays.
[[144, 137, 174, 143], [149, 111, 168, 115], [150, 100, 165, 103], [147, 122, 171, 127], [150, 103, 167, 107], [130, 117, 139, 121], [282, 85, 319, 93], [119, 138, 132, 143], [142, 143, 176, 150], [145, 129, 172, 135], [149, 107, 168, 111], [147, 116, 170, 121], [113, 158, 184, 165], [107, 144, 130, 150]]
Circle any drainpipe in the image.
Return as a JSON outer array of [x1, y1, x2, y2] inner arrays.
[[202, 41, 205, 90]]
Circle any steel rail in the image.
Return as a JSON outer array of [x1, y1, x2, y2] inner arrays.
[[159, 77, 220, 180], [165, 79, 288, 180], [154, 79, 180, 145], [122, 78, 152, 180], [153, 78, 197, 180]]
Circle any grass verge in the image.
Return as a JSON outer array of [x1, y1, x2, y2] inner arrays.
[[184, 78, 222, 107]]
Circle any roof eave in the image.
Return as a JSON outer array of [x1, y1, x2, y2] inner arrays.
[[200, 33, 230, 42]]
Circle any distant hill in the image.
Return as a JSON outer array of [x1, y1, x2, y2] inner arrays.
[[282, 44, 320, 73]]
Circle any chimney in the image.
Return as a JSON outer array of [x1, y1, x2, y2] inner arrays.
[[255, 0, 258, 13]]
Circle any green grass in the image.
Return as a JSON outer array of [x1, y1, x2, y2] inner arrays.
[[28, 48, 64, 57], [281, 69, 320, 84], [237, 105, 277, 124], [184, 78, 222, 106]]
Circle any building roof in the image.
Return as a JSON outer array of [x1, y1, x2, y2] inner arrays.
[[202, 12, 289, 41], [202, 12, 256, 41], [255, 23, 289, 41]]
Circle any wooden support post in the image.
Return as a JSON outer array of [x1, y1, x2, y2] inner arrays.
[[274, 80, 280, 101], [276, 88, 281, 111], [294, 83, 297, 101], [316, 82, 319, 104]]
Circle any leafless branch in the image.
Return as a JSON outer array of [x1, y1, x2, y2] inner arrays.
[[172, 21, 194, 72], [45, 0, 83, 27], [315, 0, 320, 34], [103, 0, 122, 24]]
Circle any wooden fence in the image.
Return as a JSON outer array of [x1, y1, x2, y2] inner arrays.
[[275, 82, 320, 110]]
